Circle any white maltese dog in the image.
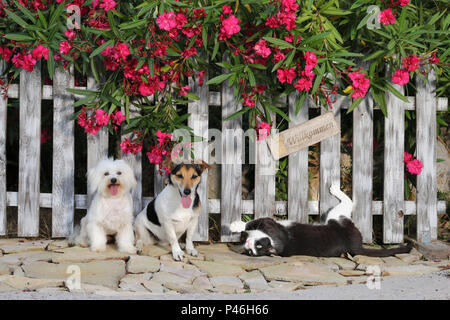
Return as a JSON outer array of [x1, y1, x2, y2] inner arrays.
[[69, 158, 137, 253]]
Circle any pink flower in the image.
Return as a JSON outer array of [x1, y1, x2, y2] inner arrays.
[[156, 12, 177, 31], [277, 67, 296, 84], [429, 53, 440, 64], [219, 15, 241, 40], [256, 121, 271, 141], [348, 70, 370, 99], [65, 30, 76, 40], [281, 0, 299, 12], [404, 152, 413, 163], [32, 45, 49, 61], [59, 41, 72, 55], [304, 51, 317, 68], [406, 159, 423, 175], [121, 138, 143, 155], [293, 78, 313, 92], [392, 69, 410, 86], [147, 147, 163, 164], [115, 42, 130, 60], [138, 82, 155, 96], [94, 109, 110, 126], [111, 111, 125, 126], [399, 0, 409, 6], [254, 40, 271, 58], [179, 85, 190, 96], [378, 8, 396, 25], [99, 0, 117, 11], [401, 55, 420, 72], [273, 51, 285, 63], [181, 47, 197, 58], [156, 130, 172, 146], [0, 47, 12, 61], [222, 5, 232, 15]]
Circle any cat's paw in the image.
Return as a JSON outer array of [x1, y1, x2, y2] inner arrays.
[[230, 220, 246, 233]]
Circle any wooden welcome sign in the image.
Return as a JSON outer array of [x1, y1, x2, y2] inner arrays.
[[266, 112, 340, 160]]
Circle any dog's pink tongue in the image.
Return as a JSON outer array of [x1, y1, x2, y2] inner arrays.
[[181, 195, 192, 209], [109, 185, 119, 196]]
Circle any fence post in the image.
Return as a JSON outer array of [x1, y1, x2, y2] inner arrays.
[[416, 71, 437, 243], [288, 93, 309, 223], [0, 62, 7, 235], [86, 76, 108, 206], [221, 56, 242, 241], [383, 72, 405, 243], [52, 67, 75, 237], [353, 81, 374, 243], [188, 76, 209, 241], [319, 97, 345, 219], [18, 64, 42, 237]]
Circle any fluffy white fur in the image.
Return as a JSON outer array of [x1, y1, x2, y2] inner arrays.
[[69, 158, 137, 253]]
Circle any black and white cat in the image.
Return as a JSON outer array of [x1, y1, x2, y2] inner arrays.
[[230, 184, 412, 257]]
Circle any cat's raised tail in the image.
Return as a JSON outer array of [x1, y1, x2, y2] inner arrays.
[[325, 183, 353, 223]]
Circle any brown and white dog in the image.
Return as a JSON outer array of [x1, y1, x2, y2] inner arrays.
[[134, 161, 210, 260]]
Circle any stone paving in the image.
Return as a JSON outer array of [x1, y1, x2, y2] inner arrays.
[[0, 239, 449, 297]]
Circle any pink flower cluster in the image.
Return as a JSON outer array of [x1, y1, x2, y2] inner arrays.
[[348, 70, 370, 99], [256, 121, 271, 141], [218, 11, 241, 40], [392, 53, 440, 86], [147, 130, 173, 172], [275, 51, 317, 93], [78, 108, 125, 135], [404, 152, 423, 175]]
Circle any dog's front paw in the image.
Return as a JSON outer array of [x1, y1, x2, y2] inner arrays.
[[135, 240, 144, 253], [119, 245, 137, 255], [90, 244, 106, 252], [172, 247, 185, 261], [186, 247, 198, 257]]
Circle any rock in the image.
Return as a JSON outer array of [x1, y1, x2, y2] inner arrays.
[[0, 282, 15, 292], [151, 271, 192, 286], [22, 260, 126, 288], [0, 239, 51, 254], [382, 257, 409, 267], [36, 287, 68, 293], [239, 271, 270, 292], [141, 280, 166, 293], [190, 260, 244, 277], [322, 257, 356, 270], [126, 255, 160, 274], [2, 251, 58, 266], [119, 273, 153, 293], [197, 244, 285, 270], [162, 281, 197, 293], [288, 256, 320, 263], [352, 255, 383, 265], [395, 253, 420, 263], [159, 261, 205, 281], [51, 245, 130, 264], [416, 241, 450, 260], [338, 270, 366, 277], [139, 245, 170, 257], [382, 264, 442, 277], [13, 267, 24, 277], [192, 276, 214, 292], [68, 283, 117, 294], [120, 273, 153, 282], [260, 262, 347, 285], [47, 240, 70, 251], [209, 276, 244, 294], [267, 281, 303, 292], [0, 263, 9, 276], [0, 275, 63, 291]]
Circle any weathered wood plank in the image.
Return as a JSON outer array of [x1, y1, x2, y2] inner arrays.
[[288, 93, 310, 223], [153, 165, 166, 197], [18, 65, 42, 237], [188, 76, 209, 241], [254, 108, 276, 219], [86, 76, 108, 206], [319, 97, 345, 218], [352, 90, 374, 243], [52, 68, 75, 237], [383, 79, 405, 243], [121, 105, 142, 215], [221, 58, 242, 242], [416, 71, 437, 243], [0, 62, 7, 235]]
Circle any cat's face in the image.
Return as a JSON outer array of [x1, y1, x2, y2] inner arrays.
[[241, 230, 277, 256]]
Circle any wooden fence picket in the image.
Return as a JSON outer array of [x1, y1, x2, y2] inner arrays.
[[188, 76, 209, 241], [221, 59, 242, 242], [352, 91, 374, 243], [52, 68, 75, 237], [288, 93, 310, 223], [416, 71, 437, 243], [319, 97, 346, 219], [384, 81, 405, 243], [0, 62, 7, 235], [18, 65, 42, 237]]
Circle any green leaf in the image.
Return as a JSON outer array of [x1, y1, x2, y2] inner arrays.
[[385, 82, 409, 103], [346, 97, 363, 114], [206, 73, 233, 85], [6, 9, 29, 28], [89, 39, 114, 58], [223, 107, 249, 121], [262, 36, 294, 49], [119, 19, 148, 30], [4, 33, 34, 41]]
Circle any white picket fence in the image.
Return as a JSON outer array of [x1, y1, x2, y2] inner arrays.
[[0, 62, 447, 243]]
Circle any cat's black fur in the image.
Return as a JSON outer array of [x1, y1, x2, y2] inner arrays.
[[238, 217, 413, 257]]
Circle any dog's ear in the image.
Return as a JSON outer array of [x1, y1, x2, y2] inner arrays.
[[87, 165, 102, 195], [199, 160, 211, 172]]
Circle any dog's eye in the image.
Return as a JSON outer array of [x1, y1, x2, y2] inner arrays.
[[192, 174, 198, 179], [176, 174, 183, 179], [104, 172, 109, 176], [117, 171, 122, 175]]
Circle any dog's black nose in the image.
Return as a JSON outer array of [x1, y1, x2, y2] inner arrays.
[[110, 178, 117, 184], [183, 189, 191, 195]]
